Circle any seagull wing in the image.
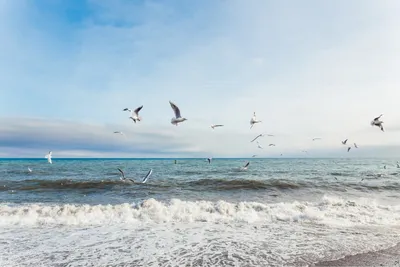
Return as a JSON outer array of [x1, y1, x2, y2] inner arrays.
[[374, 114, 383, 121], [118, 168, 125, 179], [250, 134, 262, 142], [133, 105, 143, 116], [243, 162, 250, 168], [142, 169, 153, 183], [169, 101, 181, 118]]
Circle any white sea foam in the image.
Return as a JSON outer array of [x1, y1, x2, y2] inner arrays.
[[1, 195, 400, 227], [1, 195, 400, 266]]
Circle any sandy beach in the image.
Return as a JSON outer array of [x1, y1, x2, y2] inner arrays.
[[314, 243, 400, 266]]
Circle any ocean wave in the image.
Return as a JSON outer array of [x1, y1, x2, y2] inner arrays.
[[186, 178, 301, 190], [1, 195, 399, 227]]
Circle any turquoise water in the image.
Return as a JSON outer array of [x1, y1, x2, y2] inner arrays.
[[1, 158, 400, 266]]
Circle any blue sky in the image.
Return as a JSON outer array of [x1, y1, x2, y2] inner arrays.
[[1, 0, 400, 158]]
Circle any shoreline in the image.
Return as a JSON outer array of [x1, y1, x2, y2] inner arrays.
[[313, 243, 400, 266]]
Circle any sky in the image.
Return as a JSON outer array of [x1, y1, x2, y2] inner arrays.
[[1, 0, 400, 158]]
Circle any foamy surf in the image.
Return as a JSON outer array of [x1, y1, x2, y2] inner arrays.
[[1, 195, 400, 227]]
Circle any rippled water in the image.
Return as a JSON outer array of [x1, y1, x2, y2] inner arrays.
[[1, 158, 400, 266]]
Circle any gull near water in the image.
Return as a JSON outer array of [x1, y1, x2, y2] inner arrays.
[[241, 161, 250, 170], [45, 151, 52, 164], [169, 101, 187, 126], [118, 168, 153, 184]]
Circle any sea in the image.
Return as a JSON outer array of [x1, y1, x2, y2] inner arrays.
[[1, 158, 400, 266]]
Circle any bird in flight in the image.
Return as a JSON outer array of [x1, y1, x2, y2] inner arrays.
[[371, 114, 384, 132], [170, 101, 187, 126], [240, 161, 250, 171], [257, 141, 263, 149], [342, 139, 348, 145], [123, 105, 143, 123], [211, 124, 224, 129], [250, 112, 262, 129], [118, 168, 153, 184], [45, 151, 52, 164]]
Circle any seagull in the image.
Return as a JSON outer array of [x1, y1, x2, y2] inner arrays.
[[207, 157, 212, 164], [257, 141, 263, 149], [250, 134, 264, 143], [342, 139, 348, 145], [312, 138, 321, 141], [28, 167, 32, 173], [370, 114, 384, 132], [123, 105, 143, 123], [347, 147, 351, 152], [240, 161, 250, 171], [170, 101, 187, 126], [250, 112, 262, 129], [252, 155, 257, 157], [250, 133, 273, 142], [118, 168, 153, 184], [113, 131, 125, 135], [269, 144, 276, 146], [354, 143, 358, 148], [45, 151, 52, 164], [211, 124, 224, 129]]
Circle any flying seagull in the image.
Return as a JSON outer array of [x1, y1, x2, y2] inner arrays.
[[257, 141, 263, 149], [312, 138, 321, 141], [118, 168, 153, 184], [169, 101, 187, 126], [354, 143, 358, 148], [250, 112, 262, 129], [252, 155, 257, 158], [113, 131, 125, 135], [251, 134, 264, 143], [211, 124, 224, 129], [28, 167, 32, 173], [371, 114, 384, 132], [207, 157, 212, 164], [45, 151, 52, 164], [269, 144, 276, 146], [250, 133, 273, 143], [240, 161, 250, 171], [347, 147, 351, 152], [123, 105, 143, 123], [342, 139, 348, 145]]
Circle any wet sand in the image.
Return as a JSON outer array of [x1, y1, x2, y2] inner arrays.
[[313, 243, 400, 266]]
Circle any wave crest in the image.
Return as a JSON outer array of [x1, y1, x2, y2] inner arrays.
[[1, 196, 400, 227]]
